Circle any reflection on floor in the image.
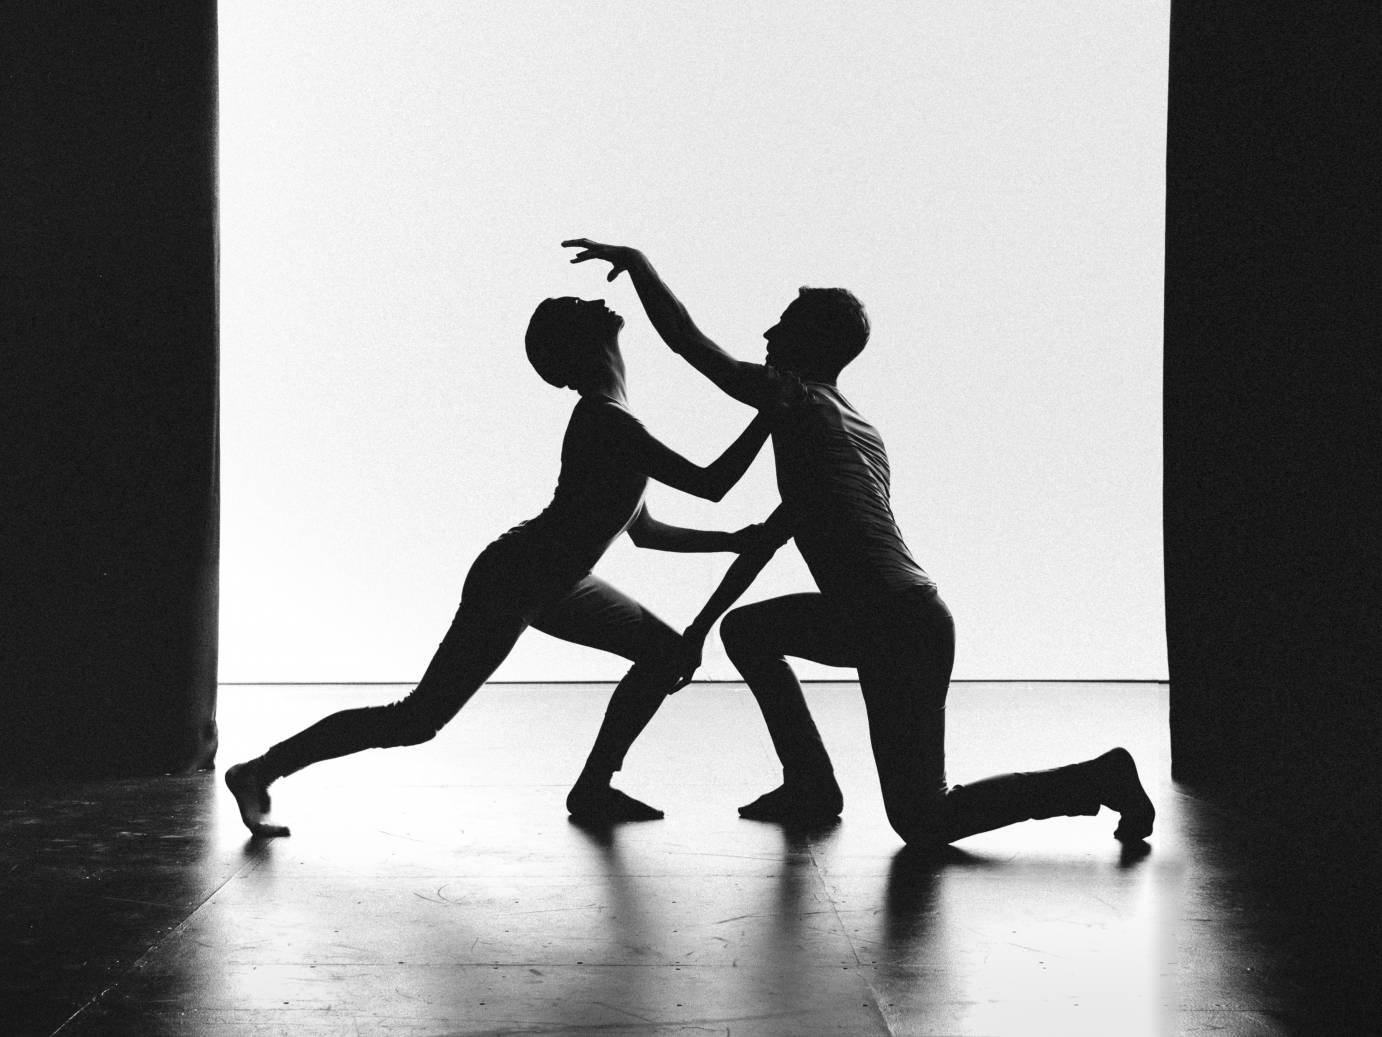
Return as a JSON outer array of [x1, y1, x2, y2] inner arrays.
[[2, 682, 1378, 1035]]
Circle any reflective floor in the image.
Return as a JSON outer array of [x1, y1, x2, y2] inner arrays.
[[2, 683, 1378, 1035]]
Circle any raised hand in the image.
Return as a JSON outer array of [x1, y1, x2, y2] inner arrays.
[[562, 238, 643, 282]]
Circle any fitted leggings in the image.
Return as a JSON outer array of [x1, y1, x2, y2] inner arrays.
[[258, 550, 681, 783], [720, 587, 1101, 847]]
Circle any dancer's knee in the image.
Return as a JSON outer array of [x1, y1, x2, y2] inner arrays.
[[374, 700, 446, 748], [637, 621, 682, 666], [892, 809, 951, 849], [898, 825, 951, 851], [720, 606, 764, 662], [621, 658, 677, 698], [625, 623, 683, 687], [882, 784, 951, 848]]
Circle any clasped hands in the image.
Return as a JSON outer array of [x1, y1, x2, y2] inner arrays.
[[664, 525, 771, 691], [664, 629, 706, 694]]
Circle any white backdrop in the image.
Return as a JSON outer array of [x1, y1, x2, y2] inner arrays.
[[218, 1, 1169, 682]]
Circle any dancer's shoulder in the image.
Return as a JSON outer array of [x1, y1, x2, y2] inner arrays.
[[570, 395, 649, 450], [755, 367, 814, 418]]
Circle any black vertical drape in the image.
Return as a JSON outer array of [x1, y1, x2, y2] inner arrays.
[[1, 2, 219, 781], [1164, 4, 1380, 820]]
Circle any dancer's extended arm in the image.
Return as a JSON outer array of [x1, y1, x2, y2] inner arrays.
[[675, 505, 794, 679], [628, 505, 768, 554], [633, 413, 770, 502], [563, 238, 772, 408]]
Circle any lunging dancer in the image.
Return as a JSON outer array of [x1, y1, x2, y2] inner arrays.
[[226, 296, 767, 835]]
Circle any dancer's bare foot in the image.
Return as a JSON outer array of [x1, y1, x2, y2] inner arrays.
[[566, 782, 663, 822], [225, 761, 291, 837], [1092, 747, 1155, 842], [738, 778, 843, 825]]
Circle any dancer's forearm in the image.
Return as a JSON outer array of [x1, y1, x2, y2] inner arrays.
[[632, 414, 768, 502], [622, 253, 719, 361], [629, 515, 738, 553], [563, 239, 769, 406], [698, 414, 770, 500], [685, 505, 792, 638], [623, 253, 766, 406], [685, 548, 776, 643]]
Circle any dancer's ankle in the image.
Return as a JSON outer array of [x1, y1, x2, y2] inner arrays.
[[782, 768, 841, 796], [572, 767, 615, 794]]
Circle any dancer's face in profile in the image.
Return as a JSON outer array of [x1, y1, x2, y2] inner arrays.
[[762, 299, 816, 374], [560, 297, 625, 386], [559, 297, 625, 342]]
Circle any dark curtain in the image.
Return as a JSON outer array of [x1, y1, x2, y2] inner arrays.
[[1, 2, 219, 781], [1164, 3, 1380, 822]]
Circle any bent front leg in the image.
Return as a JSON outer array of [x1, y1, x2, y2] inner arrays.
[[721, 594, 857, 788], [528, 575, 684, 784]]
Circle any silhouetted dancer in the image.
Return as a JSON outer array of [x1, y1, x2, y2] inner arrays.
[[226, 296, 769, 836], [563, 240, 1155, 847]]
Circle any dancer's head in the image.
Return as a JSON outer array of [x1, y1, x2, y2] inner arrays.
[[525, 297, 625, 391], [763, 287, 870, 382]]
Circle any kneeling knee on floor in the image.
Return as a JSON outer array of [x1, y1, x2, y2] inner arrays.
[[887, 801, 951, 848]]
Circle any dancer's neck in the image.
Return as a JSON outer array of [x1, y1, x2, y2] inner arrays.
[[579, 374, 628, 407]]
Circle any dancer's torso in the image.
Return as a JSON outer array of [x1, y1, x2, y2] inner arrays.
[[764, 374, 934, 602], [484, 395, 647, 589]]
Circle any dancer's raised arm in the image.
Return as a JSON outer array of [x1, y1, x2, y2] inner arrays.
[[563, 238, 772, 407]]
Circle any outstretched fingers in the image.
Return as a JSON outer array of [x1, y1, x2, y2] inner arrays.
[[561, 238, 628, 279], [562, 237, 600, 263]]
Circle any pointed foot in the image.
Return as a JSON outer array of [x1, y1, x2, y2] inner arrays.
[[225, 762, 291, 838], [1094, 747, 1155, 842], [566, 784, 664, 823], [738, 780, 843, 826]]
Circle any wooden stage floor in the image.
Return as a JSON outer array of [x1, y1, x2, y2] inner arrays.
[[3, 682, 1378, 1035]]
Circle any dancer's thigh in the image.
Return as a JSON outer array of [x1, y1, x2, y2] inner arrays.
[[857, 591, 956, 836], [724, 593, 861, 668], [528, 574, 679, 664], [408, 593, 530, 728]]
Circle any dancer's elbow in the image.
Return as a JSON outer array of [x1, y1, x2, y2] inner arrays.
[[684, 468, 730, 502], [627, 524, 671, 550]]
